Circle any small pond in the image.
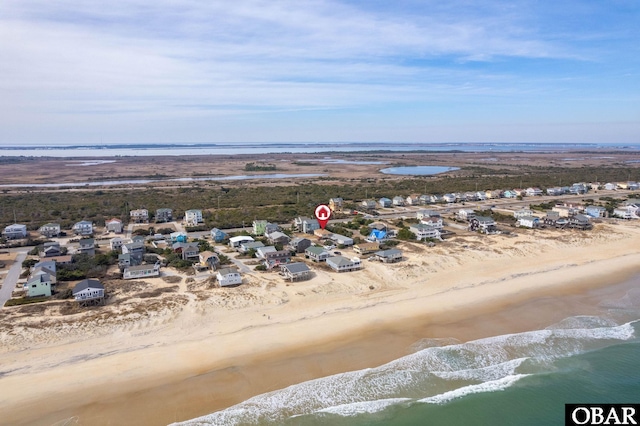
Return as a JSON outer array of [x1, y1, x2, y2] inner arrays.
[[379, 166, 459, 175]]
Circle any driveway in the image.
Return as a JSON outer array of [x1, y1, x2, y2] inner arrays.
[[0, 251, 27, 308]]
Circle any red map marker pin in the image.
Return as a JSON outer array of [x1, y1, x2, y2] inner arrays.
[[315, 204, 332, 229]]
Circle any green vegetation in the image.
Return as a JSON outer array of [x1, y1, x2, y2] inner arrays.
[[5, 296, 49, 306], [57, 252, 118, 281], [396, 228, 416, 240], [244, 162, 277, 171], [1, 165, 638, 232]]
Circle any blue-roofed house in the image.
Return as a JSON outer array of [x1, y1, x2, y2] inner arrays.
[[210, 228, 227, 243]]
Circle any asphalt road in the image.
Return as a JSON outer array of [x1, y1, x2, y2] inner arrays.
[[0, 251, 27, 308]]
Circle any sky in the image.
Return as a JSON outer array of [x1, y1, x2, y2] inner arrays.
[[1, 0, 639, 145]]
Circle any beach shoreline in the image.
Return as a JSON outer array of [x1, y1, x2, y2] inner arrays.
[[1, 222, 640, 425]]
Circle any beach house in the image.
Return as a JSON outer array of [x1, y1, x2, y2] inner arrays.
[[72, 279, 105, 306], [513, 208, 535, 219], [40, 242, 62, 258], [469, 216, 497, 233], [372, 248, 403, 263], [2, 224, 27, 240], [353, 242, 380, 255], [409, 223, 441, 240], [288, 237, 312, 253], [229, 235, 254, 248], [184, 209, 203, 226], [73, 220, 93, 236], [294, 217, 320, 234], [305, 246, 330, 262], [379, 197, 392, 208], [392, 196, 405, 206], [78, 238, 96, 256], [329, 197, 343, 212], [326, 256, 362, 272], [38, 223, 61, 238], [199, 251, 219, 269], [155, 208, 173, 223], [130, 209, 149, 224], [123, 263, 161, 280], [585, 206, 607, 218], [210, 228, 227, 243], [280, 263, 312, 282], [216, 268, 242, 286], [252, 220, 268, 236], [105, 218, 124, 233], [25, 274, 53, 298], [517, 216, 540, 228]]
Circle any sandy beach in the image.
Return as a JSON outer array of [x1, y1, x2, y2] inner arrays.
[[2, 221, 640, 425]]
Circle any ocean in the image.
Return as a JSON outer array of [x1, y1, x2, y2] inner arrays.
[[174, 286, 640, 426]]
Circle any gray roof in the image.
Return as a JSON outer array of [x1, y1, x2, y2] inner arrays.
[[73, 279, 104, 294], [375, 249, 402, 257], [241, 241, 265, 249], [326, 256, 353, 267], [217, 267, 239, 276], [305, 246, 327, 255], [282, 262, 311, 274], [269, 231, 289, 240], [125, 264, 157, 272]]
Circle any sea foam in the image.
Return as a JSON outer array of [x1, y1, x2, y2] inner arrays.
[[173, 320, 636, 426]]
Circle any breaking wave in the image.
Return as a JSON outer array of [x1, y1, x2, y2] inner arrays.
[[173, 319, 637, 425]]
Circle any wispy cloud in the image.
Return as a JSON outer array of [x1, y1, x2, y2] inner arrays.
[[0, 0, 638, 142]]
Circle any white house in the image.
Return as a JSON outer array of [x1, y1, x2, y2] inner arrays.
[[420, 216, 444, 230], [457, 209, 475, 221], [123, 263, 161, 280], [392, 196, 405, 206], [326, 256, 362, 272], [130, 209, 149, 224], [513, 208, 535, 219], [217, 268, 242, 286], [604, 183, 617, 191], [73, 279, 105, 304], [3, 223, 27, 239], [184, 209, 203, 226], [229, 235, 254, 248], [409, 223, 441, 240], [442, 193, 456, 203], [525, 187, 543, 197], [361, 200, 377, 209], [331, 234, 354, 247], [517, 216, 540, 228], [73, 220, 93, 236], [38, 223, 60, 238]]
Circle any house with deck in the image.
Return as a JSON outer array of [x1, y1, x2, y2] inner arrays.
[[267, 231, 290, 245], [155, 208, 173, 223], [329, 198, 343, 212], [331, 234, 354, 247], [525, 187, 543, 197], [379, 198, 392, 208], [569, 214, 592, 229], [280, 263, 312, 282], [353, 242, 380, 255], [122, 241, 144, 264], [469, 216, 498, 234], [238, 241, 265, 254], [210, 228, 227, 243], [392, 196, 405, 206], [326, 256, 362, 272], [546, 187, 564, 196], [123, 263, 161, 280], [421, 216, 444, 230], [361, 200, 377, 210], [110, 237, 125, 251], [40, 241, 62, 258], [294, 217, 320, 234], [585, 206, 607, 218], [38, 223, 60, 238], [256, 246, 277, 259], [416, 210, 439, 220], [3, 224, 27, 239], [373, 248, 403, 263], [130, 209, 149, 224], [73, 279, 105, 306], [106, 218, 123, 233], [457, 209, 475, 221], [73, 220, 93, 236], [264, 250, 292, 269], [184, 209, 203, 226], [170, 232, 188, 243], [517, 216, 540, 228], [406, 194, 421, 206], [252, 220, 268, 236], [78, 238, 95, 256], [173, 242, 199, 260], [409, 223, 441, 240], [514, 208, 535, 219], [229, 235, 254, 248], [217, 267, 242, 286], [199, 251, 219, 269], [305, 246, 330, 262], [442, 193, 456, 203], [288, 237, 311, 253]]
